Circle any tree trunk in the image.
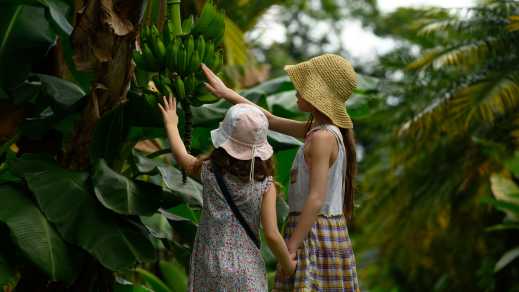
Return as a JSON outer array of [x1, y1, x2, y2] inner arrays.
[[64, 0, 147, 170]]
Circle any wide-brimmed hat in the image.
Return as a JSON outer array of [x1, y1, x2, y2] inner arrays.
[[211, 103, 273, 161], [284, 53, 357, 129]]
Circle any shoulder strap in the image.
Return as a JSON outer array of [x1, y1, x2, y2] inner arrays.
[[211, 162, 261, 249]]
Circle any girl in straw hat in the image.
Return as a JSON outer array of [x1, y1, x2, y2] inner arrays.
[[202, 53, 360, 291], [159, 96, 296, 291]]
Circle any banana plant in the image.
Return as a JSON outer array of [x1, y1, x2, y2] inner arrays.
[[133, 0, 225, 182]]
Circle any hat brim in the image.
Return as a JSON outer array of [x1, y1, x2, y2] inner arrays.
[[284, 64, 353, 129], [211, 127, 273, 161]]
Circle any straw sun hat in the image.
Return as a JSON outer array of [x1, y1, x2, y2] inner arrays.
[[284, 53, 358, 129]]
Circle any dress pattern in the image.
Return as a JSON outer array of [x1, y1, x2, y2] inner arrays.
[[188, 161, 272, 292]]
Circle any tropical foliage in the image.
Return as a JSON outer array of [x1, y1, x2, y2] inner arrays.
[[345, 1, 519, 291], [1, 0, 519, 291]]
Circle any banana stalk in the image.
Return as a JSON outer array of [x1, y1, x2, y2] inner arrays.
[[168, 0, 182, 36]]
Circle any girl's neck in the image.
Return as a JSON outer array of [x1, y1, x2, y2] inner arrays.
[[311, 110, 332, 127]]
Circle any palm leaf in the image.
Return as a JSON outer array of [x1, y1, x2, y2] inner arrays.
[[407, 38, 504, 71], [401, 72, 519, 136]]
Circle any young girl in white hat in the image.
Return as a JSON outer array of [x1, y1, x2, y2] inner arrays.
[[202, 53, 360, 291], [159, 97, 296, 291]]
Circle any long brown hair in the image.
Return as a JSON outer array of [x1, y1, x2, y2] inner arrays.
[[339, 127, 357, 220], [199, 148, 275, 182]]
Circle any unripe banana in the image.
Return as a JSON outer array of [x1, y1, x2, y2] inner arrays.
[[175, 77, 186, 100], [204, 40, 214, 67], [197, 35, 206, 62], [155, 37, 167, 65], [186, 35, 195, 67], [177, 44, 186, 75], [142, 43, 159, 71], [189, 50, 201, 74]]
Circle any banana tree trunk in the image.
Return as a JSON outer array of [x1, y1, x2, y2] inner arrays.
[[64, 0, 147, 169]]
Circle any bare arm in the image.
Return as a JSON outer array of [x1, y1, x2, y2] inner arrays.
[[202, 64, 308, 139], [261, 183, 296, 275], [158, 96, 201, 178], [286, 131, 335, 252]]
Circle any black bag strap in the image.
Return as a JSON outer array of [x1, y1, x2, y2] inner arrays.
[[212, 162, 261, 249]]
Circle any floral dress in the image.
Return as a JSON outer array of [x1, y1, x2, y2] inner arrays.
[[188, 161, 273, 292]]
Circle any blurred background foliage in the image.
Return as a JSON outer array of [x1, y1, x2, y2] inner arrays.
[[0, 0, 518, 291]]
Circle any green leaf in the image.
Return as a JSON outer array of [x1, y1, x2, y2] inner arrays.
[[140, 212, 173, 240], [267, 130, 303, 150], [126, 91, 163, 128], [114, 281, 153, 292], [490, 173, 519, 202], [35, 73, 85, 108], [481, 196, 519, 216], [505, 151, 519, 177], [133, 151, 203, 207], [11, 154, 156, 271], [90, 105, 130, 165], [135, 268, 172, 292], [159, 260, 188, 292], [495, 245, 519, 272], [0, 185, 78, 282], [485, 222, 519, 232], [93, 159, 164, 216], [38, 0, 72, 35], [0, 5, 56, 89], [159, 208, 198, 245]]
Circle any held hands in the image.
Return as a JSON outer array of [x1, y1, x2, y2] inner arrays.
[[278, 250, 297, 277], [158, 95, 178, 126]]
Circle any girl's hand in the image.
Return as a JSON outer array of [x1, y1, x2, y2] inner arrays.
[[285, 251, 297, 275], [201, 63, 234, 101], [158, 95, 178, 126]]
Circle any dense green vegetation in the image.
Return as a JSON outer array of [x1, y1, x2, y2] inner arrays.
[[1, 0, 518, 291]]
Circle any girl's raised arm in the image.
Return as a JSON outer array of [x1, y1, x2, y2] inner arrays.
[[158, 96, 202, 178], [202, 64, 308, 139]]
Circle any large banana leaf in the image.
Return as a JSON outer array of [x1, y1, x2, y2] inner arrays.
[[0, 4, 56, 89], [133, 151, 203, 207], [10, 154, 156, 271], [93, 159, 170, 216], [0, 185, 78, 282]]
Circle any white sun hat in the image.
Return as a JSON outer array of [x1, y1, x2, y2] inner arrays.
[[211, 103, 273, 162]]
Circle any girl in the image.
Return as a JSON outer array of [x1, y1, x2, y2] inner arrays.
[[202, 53, 360, 291], [159, 97, 296, 291]]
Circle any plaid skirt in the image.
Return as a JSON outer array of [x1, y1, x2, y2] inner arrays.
[[272, 214, 360, 292]]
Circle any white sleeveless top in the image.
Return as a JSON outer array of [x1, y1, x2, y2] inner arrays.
[[287, 124, 346, 216]]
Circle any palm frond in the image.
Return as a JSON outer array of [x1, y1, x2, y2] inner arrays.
[[418, 19, 465, 36], [407, 38, 504, 71], [401, 71, 519, 136]]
